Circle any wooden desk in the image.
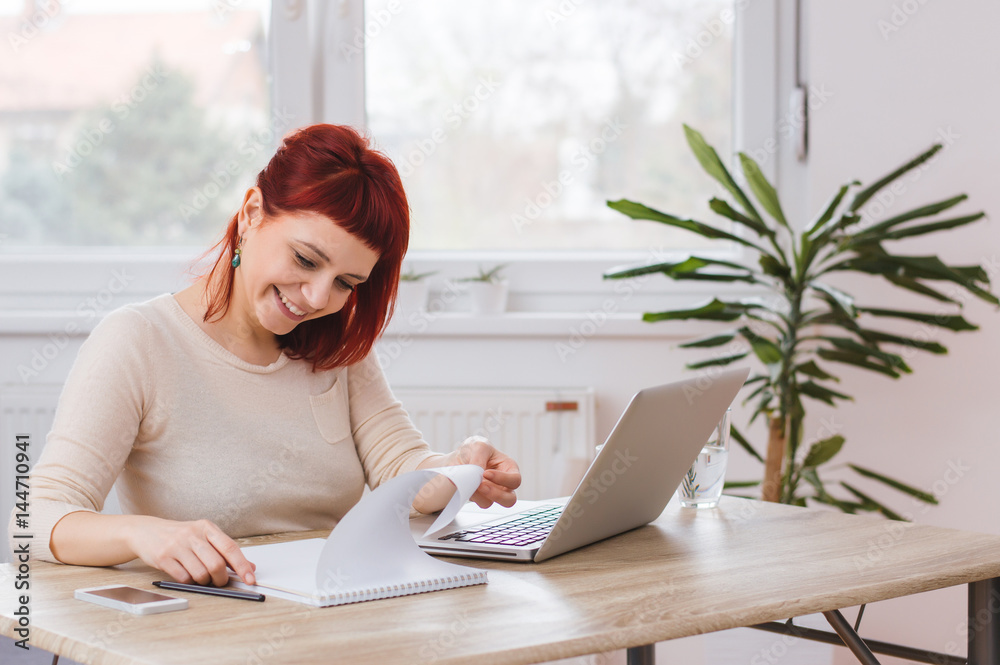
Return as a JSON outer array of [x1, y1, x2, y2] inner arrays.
[[3, 497, 1000, 665]]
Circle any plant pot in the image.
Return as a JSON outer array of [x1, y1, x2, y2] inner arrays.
[[467, 281, 508, 315], [396, 280, 430, 312]]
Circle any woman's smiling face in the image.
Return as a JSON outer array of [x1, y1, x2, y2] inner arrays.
[[234, 189, 381, 337]]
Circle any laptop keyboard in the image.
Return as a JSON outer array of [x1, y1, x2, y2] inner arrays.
[[435, 504, 564, 547]]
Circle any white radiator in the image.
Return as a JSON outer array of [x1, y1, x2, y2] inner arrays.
[[392, 387, 597, 501]]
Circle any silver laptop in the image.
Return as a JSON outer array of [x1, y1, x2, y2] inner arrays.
[[416, 366, 750, 562]]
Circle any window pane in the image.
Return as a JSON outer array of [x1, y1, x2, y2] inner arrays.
[[365, 0, 733, 251], [0, 0, 272, 247]]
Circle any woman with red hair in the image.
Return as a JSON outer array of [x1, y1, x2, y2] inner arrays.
[[16, 124, 520, 587]]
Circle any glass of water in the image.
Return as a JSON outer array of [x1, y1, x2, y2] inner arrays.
[[679, 408, 732, 509]]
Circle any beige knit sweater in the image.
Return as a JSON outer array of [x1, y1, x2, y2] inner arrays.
[[14, 293, 443, 562]]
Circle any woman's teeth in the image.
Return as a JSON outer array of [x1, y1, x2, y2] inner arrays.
[[278, 290, 306, 316]]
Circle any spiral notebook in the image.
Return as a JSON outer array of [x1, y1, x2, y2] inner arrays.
[[229, 466, 489, 607]]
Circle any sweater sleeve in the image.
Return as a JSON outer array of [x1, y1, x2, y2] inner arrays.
[[346, 353, 445, 490], [9, 306, 153, 562]]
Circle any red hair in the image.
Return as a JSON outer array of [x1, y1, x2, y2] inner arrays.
[[198, 124, 409, 371]]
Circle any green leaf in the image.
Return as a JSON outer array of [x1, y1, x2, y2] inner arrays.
[[686, 353, 750, 369], [795, 360, 839, 382], [806, 184, 853, 237], [953, 264, 989, 284], [748, 390, 775, 426], [798, 381, 854, 405], [678, 331, 738, 348], [877, 213, 985, 242], [759, 254, 792, 281], [821, 336, 912, 373], [856, 329, 947, 355], [738, 153, 789, 228], [724, 479, 761, 489], [853, 194, 970, 237], [604, 255, 758, 282], [849, 144, 943, 212], [642, 298, 762, 323], [840, 483, 907, 521], [738, 326, 783, 366], [607, 199, 769, 254], [730, 423, 764, 463], [849, 464, 938, 504], [708, 197, 773, 238], [810, 282, 858, 319], [884, 274, 958, 304], [802, 436, 845, 468], [808, 493, 865, 514], [683, 124, 763, 222], [816, 348, 901, 378], [858, 307, 978, 332], [838, 247, 997, 305]]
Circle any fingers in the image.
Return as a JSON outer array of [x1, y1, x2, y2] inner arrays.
[[483, 468, 521, 490], [459, 436, 492, 468], [474, 480, 518, 508], [135, 518, 253, 588], [455, 437, 522, 508], [207, 528, 256, 586]]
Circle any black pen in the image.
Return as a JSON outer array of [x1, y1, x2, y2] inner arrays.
[[152, 581, 265, 602]]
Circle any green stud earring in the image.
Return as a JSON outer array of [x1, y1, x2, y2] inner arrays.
[[231, 237, 243, 268]]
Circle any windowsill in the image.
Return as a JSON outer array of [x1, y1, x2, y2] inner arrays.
[[0, 307, 707, 341], [385, 310, 698, 339]]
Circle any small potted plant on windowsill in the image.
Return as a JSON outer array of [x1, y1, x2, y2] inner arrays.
[[396, 267, 437, 312], [456, 264, 509, 315]]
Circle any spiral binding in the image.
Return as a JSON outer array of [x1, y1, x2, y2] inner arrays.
[[324, 571, 488, 605]]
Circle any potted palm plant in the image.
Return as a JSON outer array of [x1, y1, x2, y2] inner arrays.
[[456, 264, 509, 315], [604, 125, 997, 517], [396, 266, 437, 312]]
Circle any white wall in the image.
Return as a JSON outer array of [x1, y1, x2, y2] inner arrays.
[[806, 1, 1000, 663]]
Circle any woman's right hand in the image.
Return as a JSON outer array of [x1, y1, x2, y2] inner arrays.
[[127, 516, 256, 587]]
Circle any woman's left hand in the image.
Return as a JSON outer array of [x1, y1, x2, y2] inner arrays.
[[450, 436, 522, 508]]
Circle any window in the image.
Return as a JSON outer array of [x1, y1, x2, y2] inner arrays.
[[0, 0, 273, 247], [0, 1, 788, 317], [365, 0, 734, 252]]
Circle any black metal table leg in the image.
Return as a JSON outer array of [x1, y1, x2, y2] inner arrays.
[[969, 577, 1000, 665], [626, 644, 655, 665], [823, 609, 882, 665]]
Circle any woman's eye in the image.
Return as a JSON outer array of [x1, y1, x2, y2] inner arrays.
[[295, 252, 316, 269], [337, 278, 356, 292]]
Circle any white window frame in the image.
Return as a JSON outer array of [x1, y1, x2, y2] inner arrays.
[[0, 0, 806, 333]]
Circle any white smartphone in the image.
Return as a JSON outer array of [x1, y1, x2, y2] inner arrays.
[[75, 585, 189, 615]]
